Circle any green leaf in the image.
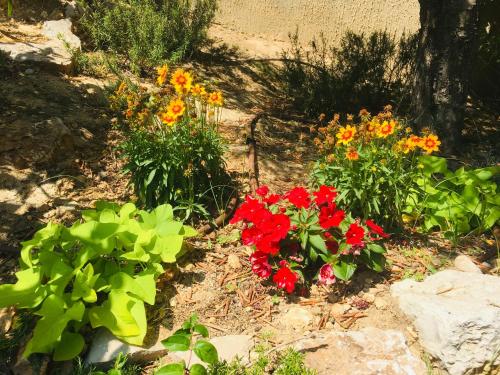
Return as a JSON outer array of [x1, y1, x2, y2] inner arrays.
[[161, 333, 191, 352], [193, 324, 209, 338], [69, 221, 119, 254], [155, 363, 185, 375], [361, 250, 386, 272], [154, 235, 184, 263], [53, 332, 85, 361], [366, 243, 386, 254], [193, 340, 218, 364], [109, 272, 156, 305], [333, 261, 356, 281], [0, 268, 47, 308], [154, 204, 174, 221], [309, 234, 327, 253], [181, 225, 198, 237], [190, 364, 208, 375]]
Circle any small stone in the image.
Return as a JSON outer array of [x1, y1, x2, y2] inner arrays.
[[24, 68, 34, 74], [80, 127, 94, 140], [282, 307, 313, 329], [226, 254, 242, 270], [454, 255, 481, 273]]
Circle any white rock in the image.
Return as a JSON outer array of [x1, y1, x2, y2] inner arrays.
[[453, 255, 481, 273], [42, 19, 81, 50], [282, 306, 313, 329], [85, 329, 168, 365], [391, 270, 500, 375], [170, 335, 254, 365], [293, 327, 426, 375]]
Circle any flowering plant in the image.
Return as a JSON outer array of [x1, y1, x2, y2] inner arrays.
[[110, 66, 230, 216], [310, 105, 441, 228], [231, 185, 388, 294]]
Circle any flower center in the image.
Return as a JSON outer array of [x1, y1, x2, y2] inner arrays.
[[342, 131, 352, 140]]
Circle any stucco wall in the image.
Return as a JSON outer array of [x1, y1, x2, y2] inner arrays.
[[215, 0, 420, 44]]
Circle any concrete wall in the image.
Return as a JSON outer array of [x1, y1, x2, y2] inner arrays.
[[215, 0, 420, 45]]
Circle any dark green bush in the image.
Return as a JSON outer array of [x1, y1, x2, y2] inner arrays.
[[276, 30, 417, 118], [79, 0, 217, 71]]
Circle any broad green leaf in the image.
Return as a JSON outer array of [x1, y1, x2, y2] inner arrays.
[[154, 235, 184, 263], [161, 333, 191, 352], [193, 324, 209, 338], [0, 268, 46, 308], [109, 272, 156, 305], [47, 257, 74, 296], [72, 264, 99, 303], [155, 363, 185, 375], [193, 340, 218, 364], [154, 204, 174, 221], [53, 332, 85, 361], [361, 250, 386, 272], [100, 209, 119, 223], [366, 243, 386, 254], [309, 234, 327, 253], [156, 221, 183, 236], [69, 221, 119, 253], [190, 364, 208, 375], [181, 225, 198, 237], [21, 222, 62, 267], [333, 261, 356, 281]]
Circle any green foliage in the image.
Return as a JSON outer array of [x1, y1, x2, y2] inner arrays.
[[405, 155, 500, 239], [275, 30, 417, 117], [157, 314, 218, 375], [0, 202, 197, 360], [121, 123, 229, 213], [73, 353, 142, 375], [79, 0, 217, 71]]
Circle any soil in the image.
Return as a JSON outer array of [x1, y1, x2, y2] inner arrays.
[[0, 5, 498, 375]]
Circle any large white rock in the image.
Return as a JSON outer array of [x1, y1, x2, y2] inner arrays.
[[391, 270, 500, 375], [42, 19, 81, 50], [293, 327, 426, 375]]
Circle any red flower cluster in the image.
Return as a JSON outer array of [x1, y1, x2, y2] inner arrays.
[[230, 185, 388, 294]]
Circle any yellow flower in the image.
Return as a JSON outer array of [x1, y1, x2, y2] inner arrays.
[[207, 91, 223, 106], [166, 98, 186, 118], [191, 84, 206, 97], [160, 112, 177, 127], [336, 125, 356, 145], [171, 68, 193, 93], [377, 120, 397, 138], [156, 65, 168, 86], [346, 148, 359, 160], [420, 134, 441, 154], [371, 166, 377, 172], [395, 138, 412, 154], [408, 134, 423, 148], [366, 119, 379, 134]]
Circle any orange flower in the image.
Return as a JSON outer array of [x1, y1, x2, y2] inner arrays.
[[166, 98, 186, 118], [408, 134, 423, 147], [366, 119, 379, 134], [160, 112, 177, 127], [336, 125, 356, 145], [191, 83, 206, 97], [395, 138, 412, 154], [156, 65, 168, 86], [346, 148, 359, 160], [207, 91, 223, 106], [377, 120, 397, 138], [420, 134, 441, 154], [170, 68, 193, 93]]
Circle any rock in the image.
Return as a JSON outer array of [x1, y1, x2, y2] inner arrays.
[[391, 270, 500, 375], [330, 303, 350, 317], [42, 19, 81, 50], [85, 329, 168, 366], [293, 328, 426, 375], [374, 297, 389, 310], [453, 255, 481, 273], [65, 1, 83, 19], [170, 335, 254, 366], [226, 254, 242, 270], [282, 307, 313, 329]]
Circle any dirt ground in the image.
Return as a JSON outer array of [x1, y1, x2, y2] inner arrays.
[[0, 7, 498, 375]]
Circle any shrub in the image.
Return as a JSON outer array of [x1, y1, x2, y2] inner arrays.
[[230, 185, 388, 294], [405, 155, 500, 239], [78, 0, 217, 71], [310, 106, 441, 228], [0, 202, 197, 360], [110, 65, 230, 217], [276, 30, 417, 117]]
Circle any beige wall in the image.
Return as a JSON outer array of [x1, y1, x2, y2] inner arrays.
[[215, 0, 420, 45]]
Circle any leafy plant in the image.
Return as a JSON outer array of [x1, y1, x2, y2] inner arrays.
[[310, 106, 441, 228], [78, 0, 217, 71], [0, 202, 197, 360], [230, 185, 389, 294], [157, 314, 218, 375], [405, 155, 500, 239], [111, 66, 231, 215], [274, 30, 417, 117]]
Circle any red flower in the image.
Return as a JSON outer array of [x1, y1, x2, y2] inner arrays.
[[260, 213, 290, 241], [256, 185, 269, 197], [319, 203, 345, 229], [230, 196, 266, 224], [313, 185, 338, 206], [273, 264, 298, 293], [284, 187, 311, 209], [318, 264, 336, 285], [346, 223, 365, 246], [264, 194, 281, 205], [241, 226, 263, 246], [250, 251, 272, 278], [366, 219, 390, 239], [255, 236, 280, 255], [326, 239, 339, 254]]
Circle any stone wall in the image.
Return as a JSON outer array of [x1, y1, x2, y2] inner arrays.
[[215, 0, 420, 44]]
